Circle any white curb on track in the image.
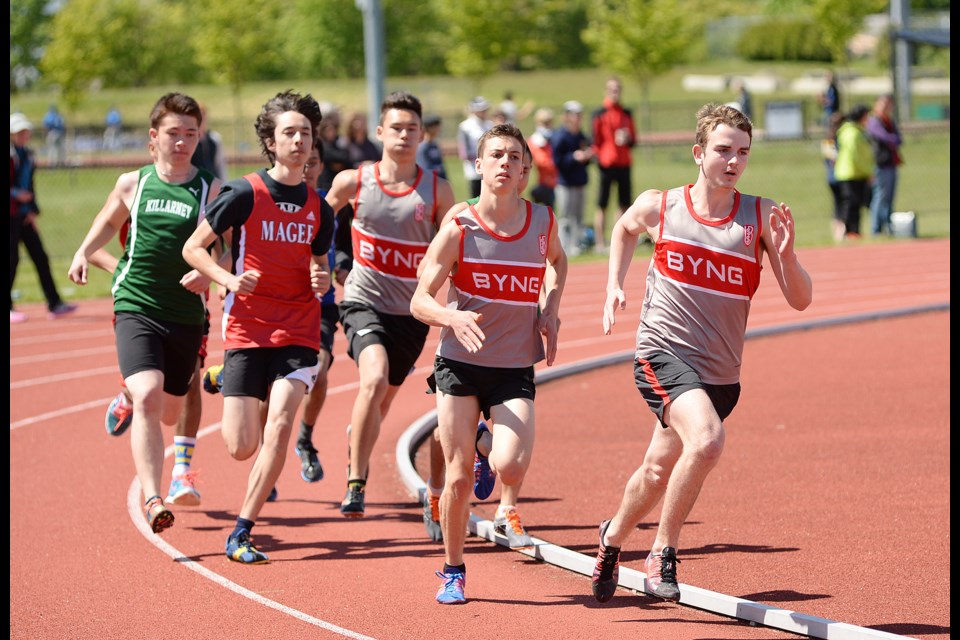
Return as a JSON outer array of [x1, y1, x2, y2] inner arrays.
[[396, 305, 948, 640]]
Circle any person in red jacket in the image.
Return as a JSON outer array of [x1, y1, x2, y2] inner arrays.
[[591, 77, 636, 252]]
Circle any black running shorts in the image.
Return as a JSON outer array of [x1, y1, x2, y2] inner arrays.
[[222, 345, 319, 401], [634, 352, 741, 428], [114, 311, 204, 396], [428, 356, 536, 421], [339, 301, 429, 386]]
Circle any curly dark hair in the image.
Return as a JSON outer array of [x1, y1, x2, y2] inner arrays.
[[254, 90, 324, 164]]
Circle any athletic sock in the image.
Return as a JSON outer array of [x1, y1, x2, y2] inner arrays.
[[231, 517, 255, 540], [298, 421, 314, 446], [443, 563, 466, 575], [496, 504, 515, 519], [172, 436, 197, 478]]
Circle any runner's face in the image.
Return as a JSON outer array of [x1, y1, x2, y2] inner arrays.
[[302, 147, 323, 189], [477, 135, 524, 193], [268, 111, 313, 168], [377, 108, 421, 158], [151, 113, 200, 165], [695, 124, 751, 187]]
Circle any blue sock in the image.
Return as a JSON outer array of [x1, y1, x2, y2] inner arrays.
[[443, 563, 466, 575], [231, 517, 255, 539]]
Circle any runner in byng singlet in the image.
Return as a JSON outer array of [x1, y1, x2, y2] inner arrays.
[[324, 91, 455, 519], [591, 103, 813, 605], [412, 123, 568, 604]]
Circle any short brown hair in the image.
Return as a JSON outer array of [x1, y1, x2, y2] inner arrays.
[[694, 103, 752, 149], [477, 123, 526, 158], [149, 93, 202, 130]]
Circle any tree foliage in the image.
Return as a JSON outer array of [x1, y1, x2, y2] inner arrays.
[[10, 0, 52, 91], [583, 0, 701, 85], [810, 0, 886, 67], [281, 0, 365, 79], [40, 0, 203, 108], [583, 0, 703, 131]]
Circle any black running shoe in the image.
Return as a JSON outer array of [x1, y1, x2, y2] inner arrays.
[[592, 519, 621, 603], [644, 546, 681, 602], [340, 482, 365, 518], [296, 441, 324, 482]]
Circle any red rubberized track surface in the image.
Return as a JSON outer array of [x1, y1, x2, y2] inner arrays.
[[10, 239, 949, 640]]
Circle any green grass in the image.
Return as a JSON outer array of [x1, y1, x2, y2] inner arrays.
[[11, 65, 949, 305]]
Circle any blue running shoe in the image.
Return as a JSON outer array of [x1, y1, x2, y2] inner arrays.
[[105, 391, 133, 437], [473, 421, 496, 500], [202, 364, 224, 394], [296, 441, 323, 482], [167, 471, 201, 506], [435, 570, 466, 604], [225, 531, 269, 564]]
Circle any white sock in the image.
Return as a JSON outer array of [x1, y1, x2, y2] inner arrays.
[[172, 435, 197, 478]]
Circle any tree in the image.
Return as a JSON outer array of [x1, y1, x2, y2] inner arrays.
[[40, 0, 202, 109], [811, 0, 885, 68], [282, 0, 365, 79], [431, 0, 537, 89], [11, 0, 52, 91], [192, 0, 286, 157], [583, 0, 703, 132]]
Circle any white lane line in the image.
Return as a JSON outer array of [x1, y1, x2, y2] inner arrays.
[[125, 423, 377, 640], [396, 308, 944, 640], [10, 396, 115, 431]]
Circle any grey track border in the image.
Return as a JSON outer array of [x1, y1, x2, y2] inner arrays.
[[396, 304, 948, 640]]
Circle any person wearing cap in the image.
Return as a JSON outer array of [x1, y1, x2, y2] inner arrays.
[[551, 100, 595, 256], [457, 97, 494, 198], [10, 112, 77, 323], [416, 113, 447, 180]]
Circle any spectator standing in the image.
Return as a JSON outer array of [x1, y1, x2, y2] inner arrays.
[[416, 113, 447, 180], [498, 90, 534, 124], [344, 111, 382, 168], [527, 107, 557, 208], [317, 104, 350, 193], [730, 78, 752, 120], [819, 70, 841, 126], [104, 106, 123, 151], [42, 104, 67, 166], [833, 105, 875, 240], [591, 77, 636, 252], [192, 102, 227, 181], [457, 97, 494, 199], [551, 100, 594, 256], [591, 103, 812, 606], [182, 90, 332, 564], [866, 94, 903, 236], [10, 112, 77, 323], [820, 112, 845, 242]]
